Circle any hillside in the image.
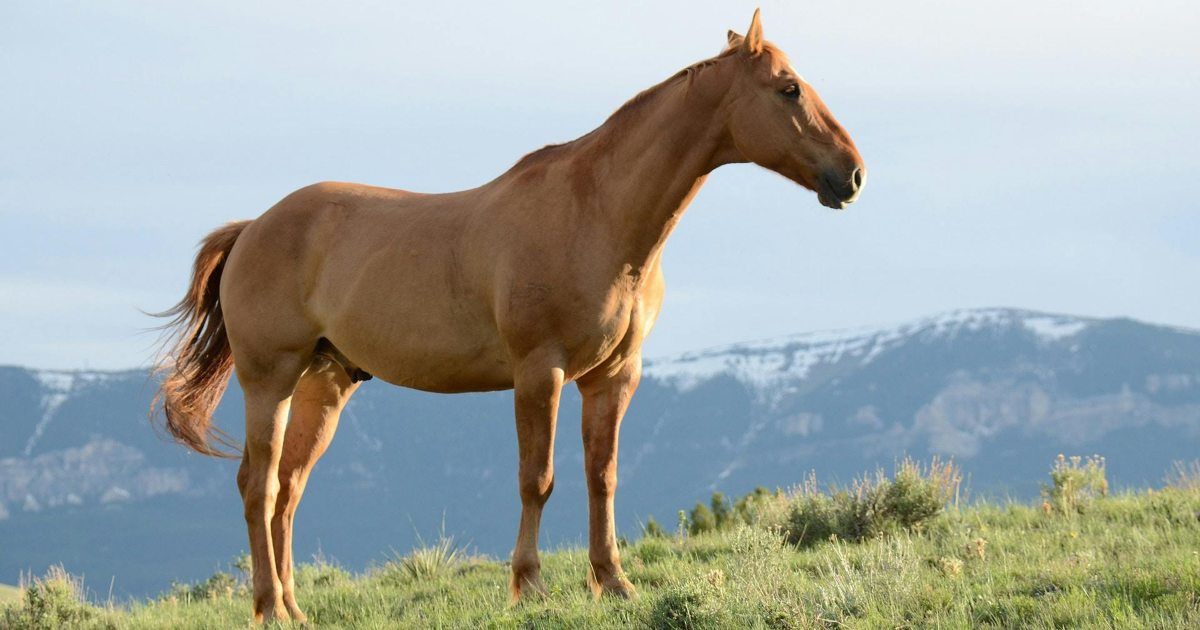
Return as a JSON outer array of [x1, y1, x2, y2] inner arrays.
[[0, 585, 18, 606], [4, 468, 1199, 629], [2, 307, 1199, 597]]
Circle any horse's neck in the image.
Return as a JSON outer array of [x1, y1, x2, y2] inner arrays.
[[572, 74, 734, 276]]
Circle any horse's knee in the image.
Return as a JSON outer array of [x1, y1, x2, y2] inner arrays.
[[519, 471, 554, 506], [586, 462, 617, 498]]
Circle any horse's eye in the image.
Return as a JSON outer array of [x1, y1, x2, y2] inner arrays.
[[780, 83, 801, 99]]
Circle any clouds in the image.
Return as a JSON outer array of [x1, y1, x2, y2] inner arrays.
[[1, 1, 1197, 368]]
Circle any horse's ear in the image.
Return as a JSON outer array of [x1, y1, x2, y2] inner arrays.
[[742, 8, 764, 56], [725, 29, 745, 53]]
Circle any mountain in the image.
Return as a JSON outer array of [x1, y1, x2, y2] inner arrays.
[[2, 308, 1198, 598]]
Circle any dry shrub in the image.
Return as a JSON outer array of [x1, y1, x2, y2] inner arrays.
[[2, 566, 101, 630], [784, 457, 962, 547], [1041, 454, 1108, 516]]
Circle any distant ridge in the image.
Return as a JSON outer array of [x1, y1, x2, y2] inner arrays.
[[645, 308, 1103, 391]]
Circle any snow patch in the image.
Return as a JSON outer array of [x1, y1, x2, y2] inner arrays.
[[24, 377, 73, 457], [645, 322, 907, 394], [24, 370, 125, 456], [32, 369, 119, 393], [645, 308, 1093, 393], [1023, 316, 1088, 341]]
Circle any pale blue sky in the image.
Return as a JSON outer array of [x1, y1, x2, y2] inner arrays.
[[2, 1, 1198, 369]]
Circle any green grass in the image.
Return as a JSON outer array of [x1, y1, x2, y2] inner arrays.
[[6, 465, 1200, 628], [0, 584, 20, 606]]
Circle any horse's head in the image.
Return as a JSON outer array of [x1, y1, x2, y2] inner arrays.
[[721, 10, 865, 209]]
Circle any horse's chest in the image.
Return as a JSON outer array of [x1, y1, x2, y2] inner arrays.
[[500, 270, 656, 377], [561, 291, 647, 377]]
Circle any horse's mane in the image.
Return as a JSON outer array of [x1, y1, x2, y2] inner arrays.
[[508, 44, 787, 173]]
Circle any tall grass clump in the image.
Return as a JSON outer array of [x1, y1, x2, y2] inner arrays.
[[648, 575, 726, 630], [163, 572, 239, 604], [807, 536, 922, 623], [160, 554, 251, 604], [784, 457, 961, 547], [293, 552, 352, 590], [380, 535, 464, 584], [1041, 454, 1108, 515], [674, 458, 960, 547], [680, 487, 791, 536], [1165, 459, 1200, 493], [642, 516, 668, 538], [1, 566, 106, 630]]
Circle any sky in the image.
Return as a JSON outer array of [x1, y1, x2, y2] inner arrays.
[[1, 0, 1198, 370]]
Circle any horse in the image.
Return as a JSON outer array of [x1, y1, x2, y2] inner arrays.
[[153, 10, 864, 623]]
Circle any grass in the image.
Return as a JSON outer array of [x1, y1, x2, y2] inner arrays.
[[0, 584, 20, 606], [5, 458, 1200, 629]]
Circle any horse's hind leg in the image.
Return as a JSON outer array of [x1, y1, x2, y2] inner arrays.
[[271, 357, 359, 622], [235, 349, 310, 623]]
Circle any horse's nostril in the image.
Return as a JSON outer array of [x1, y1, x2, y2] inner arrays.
[[851, 167, 864, 191]]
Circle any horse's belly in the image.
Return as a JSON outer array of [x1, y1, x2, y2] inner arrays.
[[373, 351, 515, 393], [308, 212, 516, 392], [323, 303, 513, 393]]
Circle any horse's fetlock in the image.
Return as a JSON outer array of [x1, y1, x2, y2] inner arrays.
[[511, 554, 541, 577]]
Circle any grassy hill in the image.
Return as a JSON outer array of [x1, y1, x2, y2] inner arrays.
[[0, 584, 19, 606], [5, 459, 1199, 629]]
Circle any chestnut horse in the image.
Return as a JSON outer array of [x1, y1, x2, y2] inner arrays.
[[154, 10, 863, 623]]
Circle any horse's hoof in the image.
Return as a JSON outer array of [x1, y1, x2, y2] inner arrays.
[[509, 572, 549, 604], [254, 605, 290, 625], [588, 568, 638, 600], [606, 580, 638, 600], [600, 579, 638, 601], [287, 606, 309, 624]]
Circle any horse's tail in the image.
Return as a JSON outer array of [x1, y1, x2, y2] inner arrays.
[[151, 220, 252, 458]]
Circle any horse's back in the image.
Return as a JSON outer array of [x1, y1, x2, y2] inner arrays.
[[223, 180, 429, 299], [220, 180, 512, 390]]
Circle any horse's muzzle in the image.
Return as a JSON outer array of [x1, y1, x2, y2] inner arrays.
[[818, 167, 865, 210]]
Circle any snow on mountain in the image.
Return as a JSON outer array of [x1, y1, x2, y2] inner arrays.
[[23, 370, 134, 456], [644, 308, 1095, 392]]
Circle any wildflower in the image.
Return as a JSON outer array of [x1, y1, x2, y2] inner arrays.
[[936, 557, 963, 577], [704, 569, 726, 589], [965, 538, 987, 561]]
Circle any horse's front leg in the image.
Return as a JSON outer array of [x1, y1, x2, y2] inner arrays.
[[509, 352, 565, 602], [577, 355, 640, 599]]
